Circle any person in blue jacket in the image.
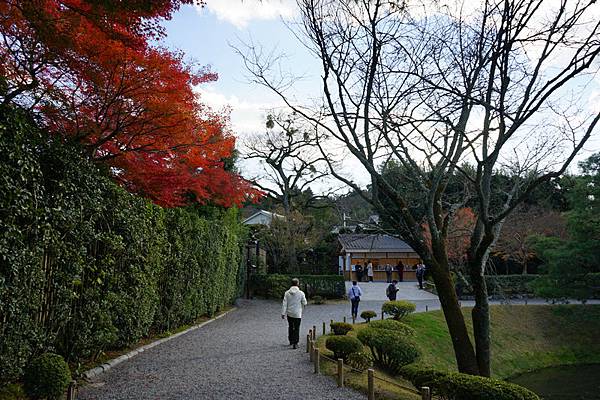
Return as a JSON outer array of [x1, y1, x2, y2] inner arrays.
[[347, 280, 363, 320]]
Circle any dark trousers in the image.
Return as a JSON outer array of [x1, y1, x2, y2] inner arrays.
[[417, 274, 423, 289], [287, 316, 301, 345], [386, 272, 392, 283], [351, 298, 360, 317]]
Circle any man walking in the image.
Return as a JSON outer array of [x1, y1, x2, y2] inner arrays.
[[348, 280, 363, 320], [386, 279, 399, 301], [281, 278, 307, 349]]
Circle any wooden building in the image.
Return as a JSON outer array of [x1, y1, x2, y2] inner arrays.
[[338, 234, 421, 281]]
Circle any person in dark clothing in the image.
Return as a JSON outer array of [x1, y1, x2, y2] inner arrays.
[[385, 264, 393, 283], [355, 264, 363, 283], [416, 262, 426, 289], [396, 260, 404, 282], [386, 280, 399, 300]]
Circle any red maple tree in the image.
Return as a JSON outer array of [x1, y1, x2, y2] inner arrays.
[[1, 0, 258, 207]]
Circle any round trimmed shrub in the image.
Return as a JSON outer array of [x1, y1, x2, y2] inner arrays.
[[360, 310, 377, 322], [24, 353, 71, 400], [357, 327, 420, 374], [330, 321, 353, 335], [347, 351, 373, 371], [369, 319, 415, 336], [381, 300, 416, 320], [325, 335, 363, 361]]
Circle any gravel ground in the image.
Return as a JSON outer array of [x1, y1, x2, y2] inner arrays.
[[79, 299, 377, 400], [79, 293, 598, 400]]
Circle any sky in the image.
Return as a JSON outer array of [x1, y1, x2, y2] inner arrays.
[[159, 0, 600, 193]]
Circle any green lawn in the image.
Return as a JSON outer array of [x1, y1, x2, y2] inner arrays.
[[316, 304, 600, 399], [407, 304, 600, 378]]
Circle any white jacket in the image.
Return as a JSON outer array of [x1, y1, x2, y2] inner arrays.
[[282, 286, 307, 318]]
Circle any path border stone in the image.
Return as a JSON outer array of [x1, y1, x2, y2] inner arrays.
[[82, 308, 236, 380]]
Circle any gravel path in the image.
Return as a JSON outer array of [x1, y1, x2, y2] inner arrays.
[[79, 291, 598, 400], [79, 299, 376, 400]]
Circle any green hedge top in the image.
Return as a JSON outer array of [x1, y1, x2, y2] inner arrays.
[[400, 365, 540, 400], [250, 274, 345, 299]]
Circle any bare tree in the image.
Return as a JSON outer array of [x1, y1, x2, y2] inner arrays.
[[243, 113, 335, 271], [243, 113, 332, 214], [237, 0, 600, 376]]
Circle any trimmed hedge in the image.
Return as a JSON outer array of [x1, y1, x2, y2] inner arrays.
[[331, 322, 353, 335], [360, 310, 377, 322], [368, 319, 415, 336], [357, 327, 420, 374], [382, 300, 416, 320], [249, 273, 345, 299], [0, 106, 246, 384], [23, 353, 71, 400], [325, 336, 363, 361], [456, 274, 600, 300], [400, 365, 540, 400]]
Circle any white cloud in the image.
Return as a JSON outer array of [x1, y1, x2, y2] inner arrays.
[[197, 0, 298, 29], [195, 85, 285, 136]]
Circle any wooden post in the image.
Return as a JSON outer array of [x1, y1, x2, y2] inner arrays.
[[337, 358, 344, 387], [421, 386, 431, 400], [312, 325, 316, 340], [67, 380, 77, 400], [368, 369, 375, 400], [322, 321, 326, 335], [425, 305, 428, 312], [381, 310, 384, 320], [330, 319, 333, 333], [309, 340, 314, 362], [306, 334, 311, 353], [343, 316, 346, 323], [314, 348, 320, 374]]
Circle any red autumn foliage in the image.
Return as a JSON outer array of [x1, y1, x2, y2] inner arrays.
[[0, 0, 259, 207], [422, 207, 477, 266]]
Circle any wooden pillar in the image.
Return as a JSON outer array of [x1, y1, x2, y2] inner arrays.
[[314, 348, 320, 374], [368, 369, 374, 400], [67, 380, 77, 400], [337, 359, 344, 387], [421, 386, 431, 400], [312, 325, 316, 340], [306, 333, 310, 353], [322, 321, 326, 335]]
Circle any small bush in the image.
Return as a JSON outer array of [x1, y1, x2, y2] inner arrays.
[[357, 327, 420, 374], [381, 300, 416, 320], [312, 295, 325, 304], [360, 310, 377, 322], [23, 353, 71, 400], [400, 365, 448, 388], [325, 336, 363, 361], [368, 319, 415, 336], [400, 366, 540, 400], [330, 321, 353, 335], [347, 351, 373, 372]]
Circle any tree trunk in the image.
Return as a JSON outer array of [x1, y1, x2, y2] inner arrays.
[[430, 262, 480, 375], [469, 269, 491, 377]]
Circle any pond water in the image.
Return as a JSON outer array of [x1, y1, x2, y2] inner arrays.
[[509, 364, 600, 400]]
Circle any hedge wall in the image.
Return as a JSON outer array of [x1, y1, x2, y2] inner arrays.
[[455, 274, 600, 300], [0, 106, 246, 383], [250, 274, 345, 299], [456, 275, 539, 299]]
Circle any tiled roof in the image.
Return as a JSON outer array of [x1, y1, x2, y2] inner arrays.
[[338, 234, 414, 252]]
